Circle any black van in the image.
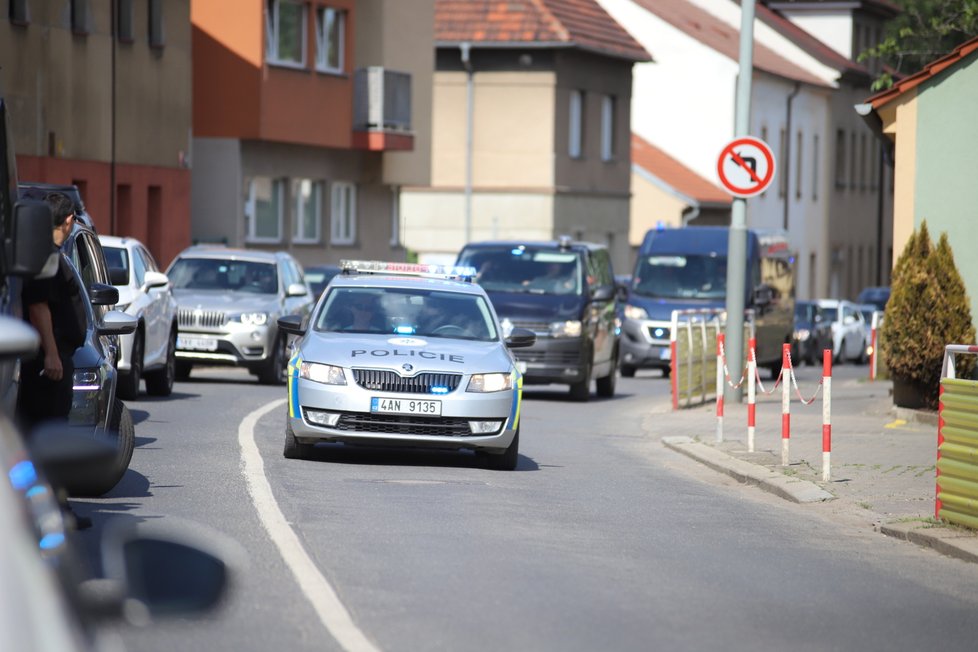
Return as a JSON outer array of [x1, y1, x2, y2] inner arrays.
[[456, 237, 620, 401]]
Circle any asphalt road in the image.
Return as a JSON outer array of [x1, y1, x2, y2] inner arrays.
[[72, 365, 978, 652]]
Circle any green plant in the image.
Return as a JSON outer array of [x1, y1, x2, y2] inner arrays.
[[881, 221, 976, 408]]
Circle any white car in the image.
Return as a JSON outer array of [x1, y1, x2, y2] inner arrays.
[[99, 235, 178, 399], [816, 299, 867, 364]]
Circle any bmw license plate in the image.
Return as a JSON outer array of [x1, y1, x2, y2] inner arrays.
[[370, 397, 442, 416], [177, 336, 218, 352]]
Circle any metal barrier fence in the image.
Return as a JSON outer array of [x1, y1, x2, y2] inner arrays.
[[937, 345, 978, 529], [669, 309, 753, 410]]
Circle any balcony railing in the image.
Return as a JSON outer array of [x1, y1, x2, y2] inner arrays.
[[353, 67, 412, 132]]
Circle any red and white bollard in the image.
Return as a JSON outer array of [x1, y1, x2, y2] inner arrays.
[[822, 348, 832, 482], [781, 343, 791, 466], [747, 337, 757, 453], [716, 334, 725, 442]]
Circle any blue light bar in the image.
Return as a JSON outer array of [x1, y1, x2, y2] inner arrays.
[[431, 386, 449, 395]]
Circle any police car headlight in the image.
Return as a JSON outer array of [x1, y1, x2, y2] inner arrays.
[[467, 373, 513, 393], [795, 329, 810, 341], [238, 312, 268, 326], [299, 362, 347, 385], [550, 320, 582, 338], [623, 304, 648, 320]]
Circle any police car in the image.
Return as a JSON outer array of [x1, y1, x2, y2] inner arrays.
[[276, 261, 536, 470]]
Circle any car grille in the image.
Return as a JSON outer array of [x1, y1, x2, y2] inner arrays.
[[513, 349, 581, 365], [510, 320, 550, 334], [334, 413, 472, 437], [178, 308, 227, 329], [352, 369, 461, 394]]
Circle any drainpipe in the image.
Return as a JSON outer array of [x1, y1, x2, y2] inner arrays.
[[855, 102, 894, 286], [783, 82, 801, 231], [460, 42, 473, 245]]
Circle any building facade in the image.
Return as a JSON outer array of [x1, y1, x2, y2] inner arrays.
[[2, 0, 192, 267], [191, 0, 433, 268]]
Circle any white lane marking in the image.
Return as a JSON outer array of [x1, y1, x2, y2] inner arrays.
[[238, 399, 381, 652]]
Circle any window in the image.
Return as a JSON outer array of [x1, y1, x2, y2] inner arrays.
[[116, 0, 134, 42], [812, 134, 819, 201], [600, 95, 615, 162], [859, 133, 867, 190], [315, 6, 344, 73], [330, 182, 356, 245], [247, 177, 285, 243], [569, 90, 584, 159], [778, 128, 786, 198], [266, 0, 306, 67], [71, 0, 89, 34], [795, 130, 803, 200], [9, 0, 29, 25], [870, 140, 878, 191], [292, 179, 323, 244], [849, 132, 857, 189], [835, 129, 846, 188], [390, 186, 401, 247], [809, 252, 816, 299], [148, 0, 164, 48]]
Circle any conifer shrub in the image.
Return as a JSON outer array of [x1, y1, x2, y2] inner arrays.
[[881, 221, 976, 409]]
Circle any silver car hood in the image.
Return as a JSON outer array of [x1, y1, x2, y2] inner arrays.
[[297, 332, 512, 374], [173, 289, 278, 313]]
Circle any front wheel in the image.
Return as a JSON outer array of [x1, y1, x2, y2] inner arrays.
[[145, 329, 176, 396], [596, 349, 618, 398], [283, 419, 314, 460], [116, 332, 142, 400], [258, 335, 286, 385], [67, 399, 135, 497], [486, 428, 519, 471]]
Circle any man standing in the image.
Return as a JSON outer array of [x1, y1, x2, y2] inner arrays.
[[16, 192, 85, 431]]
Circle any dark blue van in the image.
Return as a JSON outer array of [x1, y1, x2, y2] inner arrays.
[[620, 226, 795, 378]]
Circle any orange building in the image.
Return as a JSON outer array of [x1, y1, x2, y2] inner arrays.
[[1, 0, 193, 267], [191, 0, 433, 268]]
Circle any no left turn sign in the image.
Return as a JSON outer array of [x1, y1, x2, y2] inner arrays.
[[717, 137, 776, 198]]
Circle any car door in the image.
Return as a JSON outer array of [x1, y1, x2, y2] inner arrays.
[[586, 248, 616, 370]]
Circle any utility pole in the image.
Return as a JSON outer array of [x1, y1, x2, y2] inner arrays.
[[724, 0, 756, 403], [460, 42, 473, 245]]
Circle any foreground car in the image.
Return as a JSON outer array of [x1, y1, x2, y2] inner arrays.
[[278, 261, 535, 470]]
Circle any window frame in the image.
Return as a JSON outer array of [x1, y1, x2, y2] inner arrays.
[[568, 89, 584, 159], [246, 177, 286, 244], [314, 6, 345, 74], [834, 129, 846, 189], [265, 0, 307, 69], [330, 181, 357, 246], [292, 178, 324, 245]]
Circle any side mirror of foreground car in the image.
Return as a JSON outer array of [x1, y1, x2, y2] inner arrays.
[[506, 327, 536, 349], [78, 518, 245, 625], [89, 282, 120, 306], [278, 314, 306, 336], [98, 310, 138, 336], [143, 270, 170, 290], [287, 282, 309, 297]]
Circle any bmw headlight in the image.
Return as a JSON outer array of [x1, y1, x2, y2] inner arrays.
[[467, 373, 513, 393], [623, 304, 648, 320], [299, 362, 347, 385], [550, 320, 582, 338], [238, 312, 269, 326]]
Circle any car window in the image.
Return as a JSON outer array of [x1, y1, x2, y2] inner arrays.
[[131, 247, 147, 287], [458, 247, 582, 296], [280, 258, 298, 290], [103, 246, 131, 285], [315, 287, 497, 341], [139, 246, 160, 273], [168, 258, 279, 293]]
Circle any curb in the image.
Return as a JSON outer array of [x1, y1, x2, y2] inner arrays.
[[661, 436, 835, 504], [892, 406, 939, 427], [877, 521, 978, 564]]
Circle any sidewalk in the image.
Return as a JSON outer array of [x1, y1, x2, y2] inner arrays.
[[645, 364, 978, 564]]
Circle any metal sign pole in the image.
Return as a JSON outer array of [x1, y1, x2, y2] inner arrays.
[[724, 0, 756, 404]]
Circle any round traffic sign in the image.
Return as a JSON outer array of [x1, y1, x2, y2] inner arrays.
[[716, 137, 776, 198]]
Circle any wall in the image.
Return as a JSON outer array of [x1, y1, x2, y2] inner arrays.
[[553, 193, 631, 273], [776, 10, 854, 60], [629, 167, 689, 246], [190, 137, 243, 247]]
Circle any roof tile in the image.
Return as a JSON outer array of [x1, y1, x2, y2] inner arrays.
[[866, 35, 978, 108]]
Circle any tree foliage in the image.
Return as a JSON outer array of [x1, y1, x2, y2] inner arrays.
[[860, 0, 978, 90], [881, 221, 976, 409]]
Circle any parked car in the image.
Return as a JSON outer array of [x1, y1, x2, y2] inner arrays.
[[99, 236, 178, 400], [793, 300, 833, 366], [856, 303, 882, 359], [456, 237, 620, 401], [816, 299, 867, 364], [856, 285, 890, 312], [304, 264, 342, 299], [166, 246, 314, 384]]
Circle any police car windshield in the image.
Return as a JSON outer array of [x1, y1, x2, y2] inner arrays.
[[168, 258, 279, 293], [632, 255, 726, 300], [316, 287, 498, 341], [457, 247, 582, 295]]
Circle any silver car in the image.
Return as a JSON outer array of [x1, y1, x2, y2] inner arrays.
[[166, 246, 313, 384], [277, 261, 536, 470]]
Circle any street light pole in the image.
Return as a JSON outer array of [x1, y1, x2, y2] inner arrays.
[[724, 0, 756, 404]]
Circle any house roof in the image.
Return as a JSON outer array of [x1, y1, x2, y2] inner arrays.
[[435, 0, 652, 62], [865, 35, 978, 109], [765, 0, 900, 19], [631, 133, 732, 206], [631, 0, 831, 88]]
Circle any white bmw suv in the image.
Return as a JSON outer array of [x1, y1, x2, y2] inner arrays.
[[100, 235, 179, 399]]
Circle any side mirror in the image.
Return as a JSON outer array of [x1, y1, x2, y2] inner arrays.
[[143, 270, 169, 290], [108, 267, 129, 286], [98, 310, 137, 336], [591, 286, 615, 302], [89, 282, 120, 306], [278, 314, 306, 336], [4, 199, 53, 277], [286, 282, 309, 298], [506, 327, 536, 349], [0, 316, 39, 360]]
